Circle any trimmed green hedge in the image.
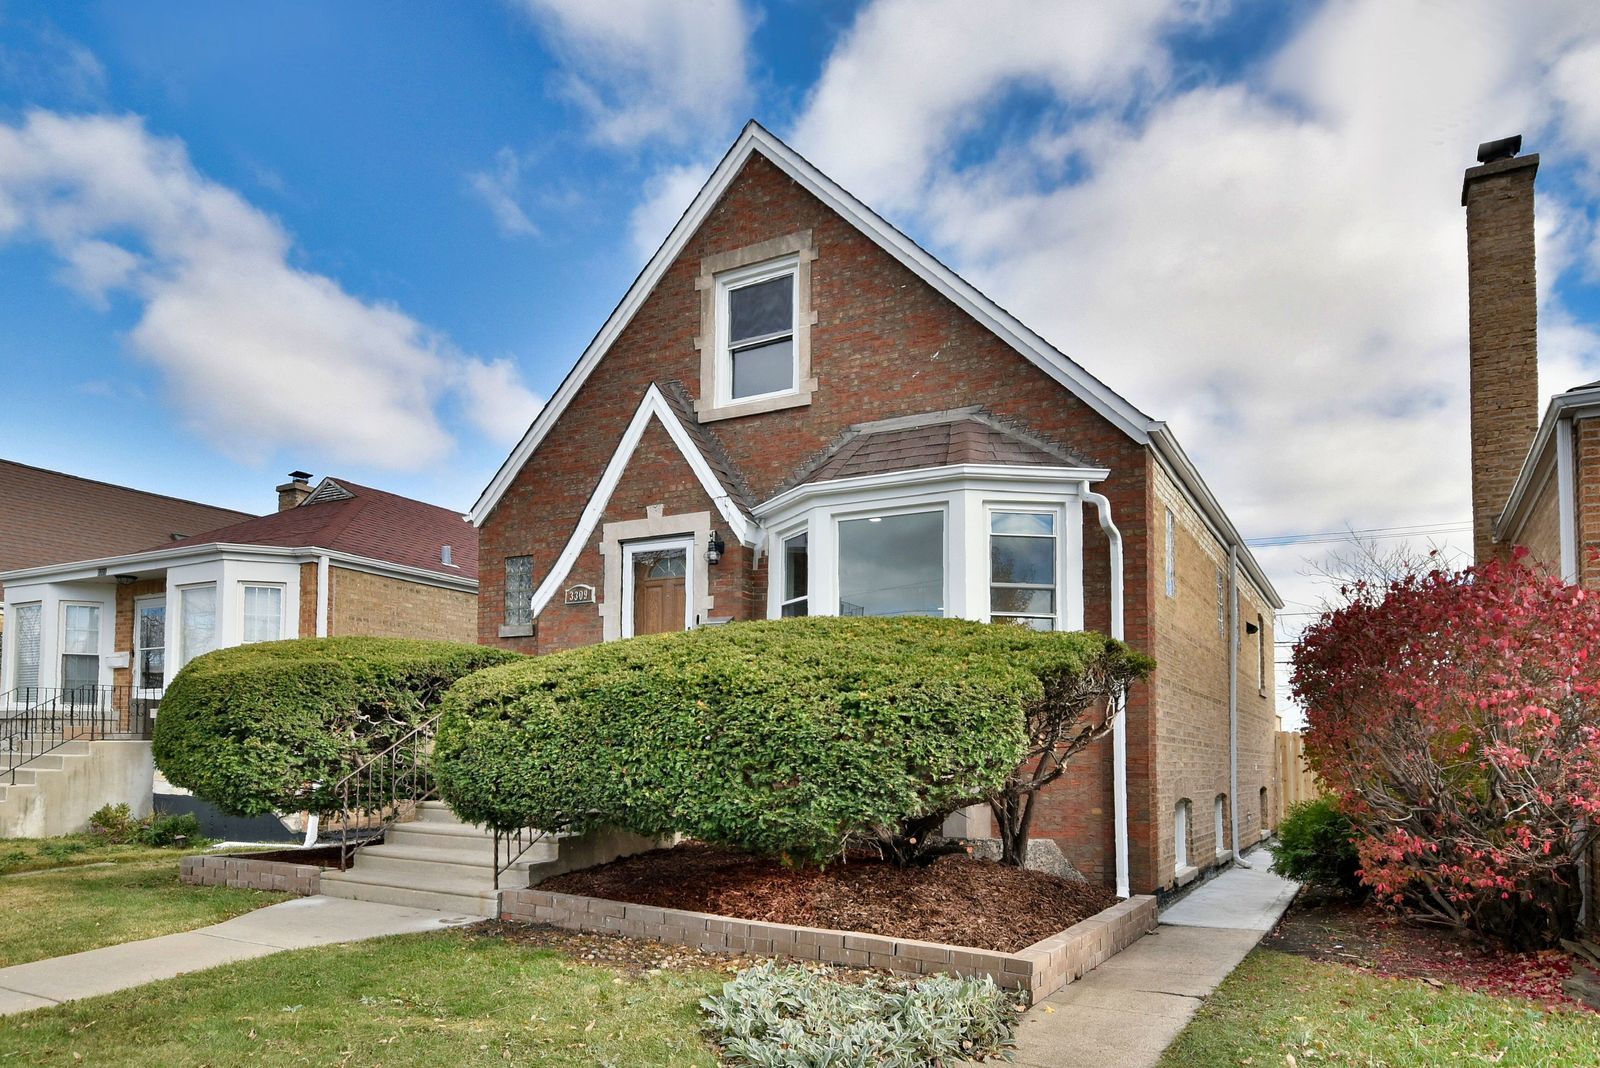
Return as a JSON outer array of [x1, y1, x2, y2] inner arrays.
[[153, 637, 522, 817], [434, 617, 1131, 864]]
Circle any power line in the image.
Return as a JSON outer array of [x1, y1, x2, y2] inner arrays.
[[1247, 520, 1471, 549]]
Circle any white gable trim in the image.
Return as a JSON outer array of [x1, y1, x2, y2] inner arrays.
[[469, 121, 1153, 526], [526, 385, 757, 621]]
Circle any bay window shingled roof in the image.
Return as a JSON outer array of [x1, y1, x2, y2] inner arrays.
[[785, 407, 1093, 490], [157, 478, 476, 579]]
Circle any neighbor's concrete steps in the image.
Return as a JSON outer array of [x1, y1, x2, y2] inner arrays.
[[319, 801, 557, 918], [0, 741, 89, 837]]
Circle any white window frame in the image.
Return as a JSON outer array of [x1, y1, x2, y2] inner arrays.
[[177, 582, 219, 668], [1215, 794, 1228, 858], [133, 595, 167, 696], [59, 601, 103, 692], [620, 535, 697, 638], [715, 256, 800, 408], [777, 526, 810, 618], [985, 504, 1065, 631], [10, 601, 42, 694], [833, 503, 949, 619], [1175, 799, 1191, 872], [240, 583, 286, 645]]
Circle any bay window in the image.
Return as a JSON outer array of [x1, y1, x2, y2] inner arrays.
[[180, 584, 217, 664], [241, 585, 284, 644], [837, 510, 944, 617], [13, 602, 40, 694], [61, 603, 101, 695], [988, 510, 1058, 630], [780, 531, 809, 617]]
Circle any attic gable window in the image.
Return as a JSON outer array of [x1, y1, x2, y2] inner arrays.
[[695, 231, 818, 422]]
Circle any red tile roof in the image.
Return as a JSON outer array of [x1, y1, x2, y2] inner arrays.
[[0, 459, 255, 575], [160, 478, 476, 580]]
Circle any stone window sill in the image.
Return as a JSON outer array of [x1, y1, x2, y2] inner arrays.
[[498, 623, 534, 638], [1174, 864, 1200, 887], [694, 381, 817, 423]]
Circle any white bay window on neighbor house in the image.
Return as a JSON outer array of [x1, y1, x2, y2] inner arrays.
[[241, 584, 284, 644], [60, 603, 100, 693], [13, 602, 41, 693], [180, 584, 217, 665]]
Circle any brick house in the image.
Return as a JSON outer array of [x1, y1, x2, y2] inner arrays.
[[1466, 136, 1600, 583], [0, 473, 476, 836], [471, 122, 1281, 897]]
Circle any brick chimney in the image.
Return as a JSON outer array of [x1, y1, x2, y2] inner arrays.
[[1463, 135, 1540, 561], [276, 470, 314, 511]]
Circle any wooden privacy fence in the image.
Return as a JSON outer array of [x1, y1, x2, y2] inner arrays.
[[1272, 731, 1320, 827]]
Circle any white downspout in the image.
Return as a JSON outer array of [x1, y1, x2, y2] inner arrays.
[[1080, 482, 1129, 900], [1227, 544, 1246, 867], [304, 554, 332, 848], [315, 555, 330, 637]]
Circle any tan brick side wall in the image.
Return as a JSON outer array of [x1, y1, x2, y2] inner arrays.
[[1465, 160, 1540, 561], [298, 562, 318, 638], [1510, 468, 1563, 575], [477, 153, 1159, 889], [1148, 461, 1275, 888], [180, 855, 320, 895], [328, 567, 475, 642], [501, 887, 1155, 1003], [1579, 420, 1600, 591]]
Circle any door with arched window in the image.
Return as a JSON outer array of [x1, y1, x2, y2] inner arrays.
[[622, 537, 693, 637]]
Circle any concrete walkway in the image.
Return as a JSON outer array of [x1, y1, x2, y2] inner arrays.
[[0, 895, 477, 1016], [1004, 851, 1299, 1068]]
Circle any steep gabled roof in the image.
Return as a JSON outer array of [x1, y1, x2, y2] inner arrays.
[[0, 459, 255, 575], [161, 478, 476, 580], [470, 121, 1282, 609]]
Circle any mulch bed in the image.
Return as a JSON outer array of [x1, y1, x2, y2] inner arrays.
[[231, 845, 346, 868], [1266, 890, 1588, 1012], [538, 842, 1118, 953]]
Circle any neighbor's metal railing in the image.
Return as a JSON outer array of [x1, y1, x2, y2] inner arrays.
[[329, 712, 441, 871], [1, 685, 156, 785]]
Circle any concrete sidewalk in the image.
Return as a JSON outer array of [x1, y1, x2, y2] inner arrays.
[[0, 895, 476, 1016], [1003, 850, 1299, 1068]]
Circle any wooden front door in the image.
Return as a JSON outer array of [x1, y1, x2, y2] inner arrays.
[[629, 547, 688, 636]]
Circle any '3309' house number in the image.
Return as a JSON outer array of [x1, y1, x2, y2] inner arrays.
[[564, 583, 595, 606]]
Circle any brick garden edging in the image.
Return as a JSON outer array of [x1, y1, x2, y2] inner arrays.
[[180, 855, 321, 896], [501, 887, 1157, 1002]]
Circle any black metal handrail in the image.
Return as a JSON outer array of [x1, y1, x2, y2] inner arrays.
[[2, 686, 155, 785], [493, 826, 554, 890], [330, 713, 442, 870]]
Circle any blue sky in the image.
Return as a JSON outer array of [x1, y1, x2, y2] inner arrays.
[[4, 1, 1600, 709]]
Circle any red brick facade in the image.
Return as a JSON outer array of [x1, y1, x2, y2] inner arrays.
[[477, 145, 1275, 894]]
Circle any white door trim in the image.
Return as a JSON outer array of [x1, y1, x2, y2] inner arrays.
[[619, 535, 696, 639]]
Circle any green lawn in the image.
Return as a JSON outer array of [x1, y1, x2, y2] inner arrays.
[[0, 853, 289, 967], [1160, 947, 1600, 1067], [0, 928, 724, 1067], [0, 835, 199, 876]]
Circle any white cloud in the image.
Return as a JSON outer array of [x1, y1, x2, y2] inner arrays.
[[516, 0, 752, 148], [628, 158, 714, 258], [455, 357, 545, 444], [790, 0, 1210, 211], [788, 0, 1600, 724], [468, 147, 539, 238], [0, 110, 541, 469]]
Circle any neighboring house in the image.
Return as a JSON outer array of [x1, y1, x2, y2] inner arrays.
[[0, 458, 255, 642], [0, 472, 478, 837], [471, 122, 1282, 897], [1466, 136, 1600, 584]]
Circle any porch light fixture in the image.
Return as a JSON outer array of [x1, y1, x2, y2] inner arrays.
[[705, 530, 725, 565], [115, 574, 139, 586]]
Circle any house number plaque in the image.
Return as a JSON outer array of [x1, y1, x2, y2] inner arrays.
[[564, 583, 595, 606]]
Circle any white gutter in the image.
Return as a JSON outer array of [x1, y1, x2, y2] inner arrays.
[[316, 555, 331, 637], [1227, 544, 1246, 867], [1497, 385, 1600, 544], [1080, 481, 1129, 900]]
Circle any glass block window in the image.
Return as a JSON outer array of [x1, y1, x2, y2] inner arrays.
[[505, 556, 533, 627]]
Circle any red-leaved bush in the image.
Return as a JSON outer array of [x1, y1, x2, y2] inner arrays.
[[1294, 554, 1600, 947]]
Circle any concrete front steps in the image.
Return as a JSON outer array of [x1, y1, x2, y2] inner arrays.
[[1, 742, 87, 837], [319, 801, 558, 918]]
